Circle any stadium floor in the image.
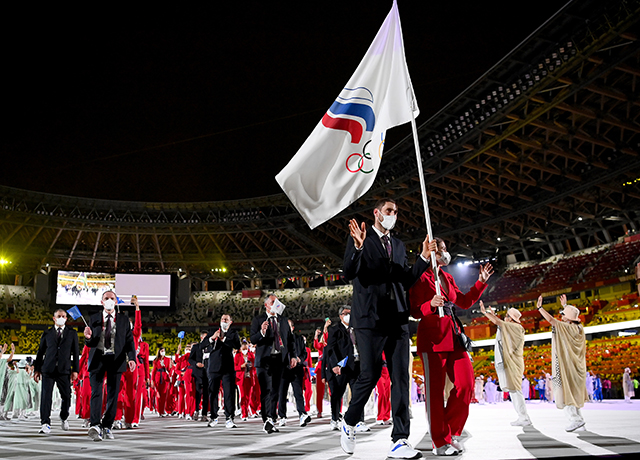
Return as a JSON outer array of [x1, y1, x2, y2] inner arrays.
[[0, 399, 638, 459]]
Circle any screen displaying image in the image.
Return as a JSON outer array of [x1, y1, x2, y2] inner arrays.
[[115, 273, 172, 307], [56, 271, 115, 306]]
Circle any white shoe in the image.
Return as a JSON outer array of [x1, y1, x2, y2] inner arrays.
[[225, 419, 237, 429], [510, 418, 532, 427], [565, 420, 585, 432], [82, 419, 90, 428], [450, 438, 464, 453], [299, 414, 311, 427], [263, 418, 278, 434], [88, 425, 102, 442], [103, 427, 114, 440], [185, 414, 192, 421], [61, 419, 69, 431], [388, 439, 422, 459], [39, 424, 51, 434], [340, 420, 356, 454], [355, 421, 370, 432], [208, 418, 219, 427], [432, 444, 460, 456], [178, 414, 183, 419], [330, 419, 340, 431], [278, 417, 287, 427]]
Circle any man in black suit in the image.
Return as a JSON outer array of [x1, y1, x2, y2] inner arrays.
[[341, 198, 430, 459], [205, 314, 240, 428], [250, 293, 298, 434], [324, 306, 364, 431], [189, 330, 210, 421], [34, 308, 79, 434], [83, 290, 136, 441], [277, 319, 312, 427]]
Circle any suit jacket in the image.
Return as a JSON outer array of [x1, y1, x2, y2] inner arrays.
[[188, 339, 208, 378], [85, 311, 136, 373], [325, 323, 356, 374], [34, 325, 80, 375], [250, 313, 296, 368], [343, 228, 428, 329], [409, 268, 487, 354], [204, 328, 241, 374]]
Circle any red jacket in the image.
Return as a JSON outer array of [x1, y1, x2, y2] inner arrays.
[[409, 268, 486, 354], [234, 351, 255, 384]]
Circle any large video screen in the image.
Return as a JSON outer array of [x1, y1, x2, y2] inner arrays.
[[56, 271, 172, 307], [115, 274, 172, 307], [56, 271, 115, 306]]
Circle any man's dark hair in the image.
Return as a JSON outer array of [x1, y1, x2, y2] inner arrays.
[[339, 305, 351, 315], [374, 198, 396, 210]]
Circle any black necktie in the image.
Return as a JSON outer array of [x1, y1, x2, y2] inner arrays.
[[381, 235, 392, 259], [56, 328, 62, 342], [270, 317, 282, 349], [105, 314, 112, 349]]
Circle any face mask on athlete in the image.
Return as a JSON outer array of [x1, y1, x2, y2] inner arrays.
[[220, 321, 230, 331], [55, 317, 66, 327], [241, 348, 248, 355], [438, 251, 451, 266], [342, 314, 350, 326], [160, 350, 165, 357], [103, 299, 116, 311], [377, 212, 397, 231]]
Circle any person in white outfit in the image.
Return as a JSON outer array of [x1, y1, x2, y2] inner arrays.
[[480, 301, 531, 426]]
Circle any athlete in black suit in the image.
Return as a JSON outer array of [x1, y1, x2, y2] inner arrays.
[[340, 198, 430, 458], [34, 308, 79, 433]]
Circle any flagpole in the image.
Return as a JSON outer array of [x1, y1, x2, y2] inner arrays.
[[409, 113, 444, 317]]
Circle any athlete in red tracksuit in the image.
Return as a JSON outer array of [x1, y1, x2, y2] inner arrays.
[[175, 345, 193, 418], [409, 237, 492, 454], [303, 342, 313, 413], [313, 320, 330, 417], [151, 348, 172, 416], [234, 340, 255, 420], [76, 345, 91, 424]]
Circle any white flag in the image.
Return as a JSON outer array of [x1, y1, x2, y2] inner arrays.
[[275, 0, 419, 229]]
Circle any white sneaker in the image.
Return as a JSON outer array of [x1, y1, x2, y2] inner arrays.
[[225, 419, 237, 429], [340, 420, 356, 454], [132, 423, 139, 428], [355, 421, 370, 432], [39, 424, 51, 434], [263, 418, 278, 434], [88, 425, 102, 442], [510, 418, 532, 427], [208, 418, 219, 428], [61, 419, 69, 431], [185, 414, 192, 421], [299, 414, 311, 427], [330, 419, 340, 431], [432, 444, 460, 456], [388, 439, 422, 459], [103, 427, 114, 440], [450, 438, 464, 453], [565, 420, 585, 432], [278, 417, 287, 427]]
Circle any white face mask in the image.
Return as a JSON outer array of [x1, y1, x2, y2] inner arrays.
[[103, 299, 116, 311], [55, 317, 66, 327], [438, 251, 451, 266], [160, 351, 165, 357], [378, 213, 397, 231], [241, 349, 248, 355], [342, 314, 350, 326], [220, 322, 230, 331]]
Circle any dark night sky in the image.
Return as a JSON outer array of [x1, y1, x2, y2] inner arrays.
[[1, 1, 567, 203]]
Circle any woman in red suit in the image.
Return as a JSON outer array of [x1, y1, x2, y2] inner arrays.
[[234, 340, 255, 420], [313, 319, 330, 418], [151, 347, 172, 417], [409, 237, 493, 456]]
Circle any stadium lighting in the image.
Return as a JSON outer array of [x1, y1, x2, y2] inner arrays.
[[0, 258, 10, 265]]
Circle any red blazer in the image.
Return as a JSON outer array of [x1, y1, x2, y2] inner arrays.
[[234, 351, 255, 384], [409, 268, 486, 354], [152, 356, 172, 385]]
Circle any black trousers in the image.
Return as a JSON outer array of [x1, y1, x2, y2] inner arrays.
[[256, 354, 284, 422], [40, 370, 71, 425], [327, 362, 361, 422], [89, 355, 121, 429], [193, 370, 209, 416], [343, 325, 410, 442], [208, 371, 236, 420], [277, 365, 306, 419]]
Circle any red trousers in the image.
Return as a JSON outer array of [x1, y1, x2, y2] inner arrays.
[[238, 376, 252, 418], [304, 375, 312, 412], [315, 372, 325, 415], [154, 380, 170, 415], [133, 366, 147, 424], [421, 345, 474, 449], [249, 372, 261, 415], [78, 376, 91, 419], [376, 371, 391, 421], [123, 368, 138, 423]]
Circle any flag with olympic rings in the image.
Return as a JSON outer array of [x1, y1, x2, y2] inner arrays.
[[276, 0, 419, 229]]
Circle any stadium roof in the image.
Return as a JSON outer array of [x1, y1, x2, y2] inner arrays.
[[1, 0, 639, 284]]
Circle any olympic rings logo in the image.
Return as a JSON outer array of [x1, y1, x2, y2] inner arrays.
[[346, 135, 385, 174]]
